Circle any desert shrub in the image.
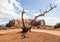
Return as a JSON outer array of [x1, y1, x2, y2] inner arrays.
[[0, 27, 8, 30], [0, 26, 20, 30], [54, 23, 60, 28], [8, 26, 20, 29], [36, 25, 45, 29], [6, 23, 12, 27], [37, 26, 40, 28]]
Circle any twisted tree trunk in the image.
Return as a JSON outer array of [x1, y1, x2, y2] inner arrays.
[[21, 4, 56, 38], [21, 9, 30, 38]]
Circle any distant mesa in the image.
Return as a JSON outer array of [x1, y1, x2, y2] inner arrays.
[[6, 19, 46, 27]]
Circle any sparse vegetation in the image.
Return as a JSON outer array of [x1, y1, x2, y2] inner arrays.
[[0, 26, 20, 30], [54, 23, 60, 28]]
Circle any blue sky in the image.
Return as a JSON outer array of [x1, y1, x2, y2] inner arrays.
[[0, 0, 60, 25]]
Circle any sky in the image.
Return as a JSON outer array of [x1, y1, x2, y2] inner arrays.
[[0, 0, 60, 25]]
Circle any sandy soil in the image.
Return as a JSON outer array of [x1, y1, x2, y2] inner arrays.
[[32, 29, 60, 36], [0, 29, 60, 42], [0, 29, 60, 36]]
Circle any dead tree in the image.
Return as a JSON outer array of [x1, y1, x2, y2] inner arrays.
[[21, 3, 56, 38], [35, 4, 56, 18], [21, 9, 31, 38], [30, 3, 56, 30], [21, 9, 27, 38]]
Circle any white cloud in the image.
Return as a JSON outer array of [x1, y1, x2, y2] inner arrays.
[[0, 21, 8, 25], [33, 13, 40, 16], [10, 0, 23, 10], [0, 0, 29, 24], [0, 0, 20, 19], [24, 9, 29, 12], [55, 0, 60, 4], [18, 13, 30, 19], [33, 13, 60, 25], [44, 17, 60, 25], [54, 0, 60, 7], [37, 16, 60, 25]]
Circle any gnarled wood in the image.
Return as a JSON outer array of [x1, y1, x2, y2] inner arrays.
[[21, 3, 56, 38]]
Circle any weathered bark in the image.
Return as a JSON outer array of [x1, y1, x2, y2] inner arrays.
[[21, 10, 26, 29], [21, 9, 30, 38], [27, 3, 56, 32], [21, 4, 56, 38]]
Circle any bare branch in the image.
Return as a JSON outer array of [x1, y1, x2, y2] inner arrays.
[[20, 3, 57, 38], [33, 3, 57, 19], [39, 9, 42, 14], [22, 9, 26, 15], [21, 9, 26, 29], [30, 3, 57, 29], [43, 3, 56, 14]]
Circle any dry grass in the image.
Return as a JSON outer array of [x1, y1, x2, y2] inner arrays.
[[0, 31, 60, 42]]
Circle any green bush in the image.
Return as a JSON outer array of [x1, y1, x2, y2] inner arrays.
[[54, 23, 60, 28]]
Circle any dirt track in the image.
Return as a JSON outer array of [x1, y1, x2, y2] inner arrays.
[[32, 29, 60, 36], [0, 29, 60, 36], [0, 29, 60, 42]]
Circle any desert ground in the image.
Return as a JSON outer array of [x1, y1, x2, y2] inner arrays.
[[0, 29, 60, 42]]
